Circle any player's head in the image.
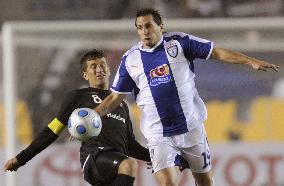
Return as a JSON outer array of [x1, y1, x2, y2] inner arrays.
[[80, 49, 110, 90], [135, 8, 164, 49]]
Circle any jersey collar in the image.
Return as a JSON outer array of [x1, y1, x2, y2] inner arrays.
[[87, 87, 110, 92], [139, 37, 163, 52]]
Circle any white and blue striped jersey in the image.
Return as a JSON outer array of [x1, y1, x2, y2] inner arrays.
[[111, 32, 214, 139]]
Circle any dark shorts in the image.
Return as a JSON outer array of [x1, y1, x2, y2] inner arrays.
[[81, 148, 128, 186]]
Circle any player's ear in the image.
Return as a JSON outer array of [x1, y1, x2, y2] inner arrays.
[[160, 23, 164, 32], [106, 65, 110, 76], [82, 71, 88, 80]]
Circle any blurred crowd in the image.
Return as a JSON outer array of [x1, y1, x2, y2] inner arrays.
[[0, 0, 284, 25]]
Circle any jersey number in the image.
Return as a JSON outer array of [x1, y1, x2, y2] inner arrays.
[[92, 95, 102, 104], [202, 150, 211, 169]]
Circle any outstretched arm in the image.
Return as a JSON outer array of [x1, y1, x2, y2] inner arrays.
[[95, 92, 126, 117], [210, 48, 279, 72], [3, 119, 64, 172], [4, 127, 58, 171]]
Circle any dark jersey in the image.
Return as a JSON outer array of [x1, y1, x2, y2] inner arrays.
[[57, 87, 148, 163], [16, 87, 150, 167]]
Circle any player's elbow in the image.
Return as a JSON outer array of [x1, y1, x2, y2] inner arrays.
[[210, 47, 223, 60], [95, 92, 125, 116], [210, 47, 240, 62], [109, 92, 126, 106]]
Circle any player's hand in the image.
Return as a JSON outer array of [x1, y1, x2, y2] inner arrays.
[[4, 157, 20, 172], [250, 60, 279, 72]]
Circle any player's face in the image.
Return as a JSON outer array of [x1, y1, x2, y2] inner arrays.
[[83, 57, 110, 89], [136, 15, 163, 49]]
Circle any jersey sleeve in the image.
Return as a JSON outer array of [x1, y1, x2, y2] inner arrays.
[[111, 56, 136, 94], [16, 127, 58, 167], [45, 91, 78, 136], [179, 34, 214, 61], [15, 91, 79, 167], [56, 90, 79, 126], [124, 102, 151, 162]]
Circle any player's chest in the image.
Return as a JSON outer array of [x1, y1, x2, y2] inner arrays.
[[79, 93, 126, 116], [129, 47, 185, 79], [76, 93, 106, 108]]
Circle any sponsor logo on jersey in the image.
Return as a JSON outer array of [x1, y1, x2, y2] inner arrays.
[[107, 113, 126, 123], [149, 64, 171, 86], [166, 44, 178, 58]]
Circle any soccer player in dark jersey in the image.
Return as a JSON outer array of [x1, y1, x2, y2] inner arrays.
[[3, 49, 151, 186]]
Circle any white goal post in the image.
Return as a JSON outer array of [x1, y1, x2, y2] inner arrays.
[[2, 17, 284, 186]]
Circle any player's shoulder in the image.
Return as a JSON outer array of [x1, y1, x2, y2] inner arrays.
[[71, 87, 109, 95], [123, 43, 141, 58], [163, 31, 188, 40], [68, 88, 84, 96], [61, 89, 80, 103], [65, 87, 91, 99]]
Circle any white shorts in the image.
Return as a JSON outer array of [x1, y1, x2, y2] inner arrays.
[[147, 124, 211, 173]]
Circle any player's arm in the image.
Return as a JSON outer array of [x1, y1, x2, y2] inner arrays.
[[97, 53, 136, 117], [123, 103, 151, 162], [3, 119, 65, 172], [95, 92, 126, 117], [127, 137, 151, 162], [4, 91, 76, 172], [210, 48, 279, 72]]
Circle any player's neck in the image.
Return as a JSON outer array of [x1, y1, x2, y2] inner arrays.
[[90, 84, 109, 90]]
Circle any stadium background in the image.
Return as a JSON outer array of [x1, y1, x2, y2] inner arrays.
[[0, 0, 284, 185]]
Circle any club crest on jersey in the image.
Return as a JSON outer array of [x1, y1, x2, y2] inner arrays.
[[166, 45, 178, 58], [149, 64, 171, 86]]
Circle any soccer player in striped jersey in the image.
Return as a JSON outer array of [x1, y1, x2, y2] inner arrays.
[[94, 8, 279, 186], [3, 49, 151, 186]]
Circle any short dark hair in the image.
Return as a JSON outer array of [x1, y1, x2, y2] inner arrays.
[[135, 8, 163, 27], [80, 49, 105, 72]]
